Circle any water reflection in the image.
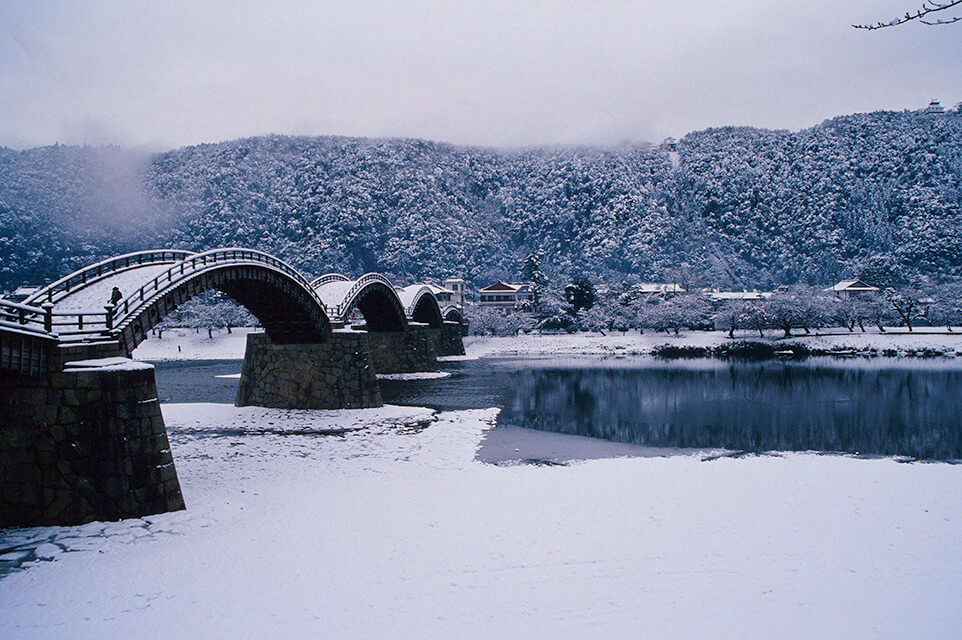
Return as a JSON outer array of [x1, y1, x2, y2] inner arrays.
[[497, 360, 962, 460], [153, 356, 962, 461]]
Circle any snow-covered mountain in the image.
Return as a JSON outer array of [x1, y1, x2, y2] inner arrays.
[[1, 107, 960, 292]]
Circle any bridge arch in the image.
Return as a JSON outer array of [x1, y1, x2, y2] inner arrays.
[[309, 273, 351, 288], [397, 285, 443, 328], [313, 273, 407, 332], [442, 305, 464, 324], [94, 249, 330, 353]]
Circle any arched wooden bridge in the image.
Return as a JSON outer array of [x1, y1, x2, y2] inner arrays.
[[1, 248, 465, 375], [0, 247, 467, 527]]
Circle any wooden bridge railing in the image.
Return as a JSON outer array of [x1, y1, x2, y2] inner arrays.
[[397, 285, 439, 318], [329, 273, 398, 318], [310, 273, 351, 288], [24, 250, 196, 306], [0, 299, 56, 336], [44, 248, 327, 342], [5, 249, 328, 343]]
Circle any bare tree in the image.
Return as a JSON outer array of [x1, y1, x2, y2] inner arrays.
[[885, 288, 925, 332], [854, 1, 962, 30]]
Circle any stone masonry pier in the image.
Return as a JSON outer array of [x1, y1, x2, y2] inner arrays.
[[437, 321, 466, 356], [235, 331, 382, 409], [0, 357, 185, 528], [366, 323, 439, 374]]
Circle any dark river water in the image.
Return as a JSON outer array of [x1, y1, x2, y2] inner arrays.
[[152, 356, 962, 461]]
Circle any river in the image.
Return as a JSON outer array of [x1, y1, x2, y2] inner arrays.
[[152, 355, 962, 461]]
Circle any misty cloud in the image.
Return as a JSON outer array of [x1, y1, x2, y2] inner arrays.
[[0, 0, 959, 150]]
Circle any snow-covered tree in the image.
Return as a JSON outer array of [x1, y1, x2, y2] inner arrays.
[[521, 251, 550, 308], [564, 276, 596, 313]]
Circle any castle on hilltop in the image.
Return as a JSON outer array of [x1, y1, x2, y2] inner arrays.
[[922, 99, 945, 116]]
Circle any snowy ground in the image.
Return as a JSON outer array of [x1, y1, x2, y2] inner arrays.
[[376, 371, 452, 381], [1, 400, 961, 638], [463, 328, 962, 359], [133, 327, 257, 360], [132, 326, 962, 363]]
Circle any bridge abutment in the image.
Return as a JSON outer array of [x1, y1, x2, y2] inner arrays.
[[235, 331, 381, 409], [366, 323, 439, 374], [0, 358, 184, 528]]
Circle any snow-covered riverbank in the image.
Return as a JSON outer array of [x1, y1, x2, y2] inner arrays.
[[462, 328, 962, 359], [2, 400, 961, 638], [133, 327, 257, 360], [131, 326, 962, 362]]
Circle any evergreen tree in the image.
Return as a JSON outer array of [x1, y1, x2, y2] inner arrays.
[[521, 251, 550, 307], [564, 276, 596, 313]]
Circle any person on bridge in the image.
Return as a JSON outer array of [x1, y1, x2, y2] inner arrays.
[[110, 286, 123, 306]]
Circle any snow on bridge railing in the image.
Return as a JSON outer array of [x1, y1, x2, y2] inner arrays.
[[30, 248, 326, 342], [104, 248, 327, 337], [25, 249, 196, 306], [396, 284, 439, 318], [330, 273, 398, 318], [441, 304, 465, 322], [13, 248, 332, 343], [0, 298, 56, 336], [310, 273, 351, 288]]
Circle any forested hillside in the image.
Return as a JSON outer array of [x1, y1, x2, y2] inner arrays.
[[1, 107, 960, 293]]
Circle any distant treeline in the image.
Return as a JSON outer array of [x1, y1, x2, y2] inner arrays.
[[468, 280, 962, 338], [1, 106, 961, 294]]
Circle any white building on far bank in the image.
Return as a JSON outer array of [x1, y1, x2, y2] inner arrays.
[[636, 283, 686, 296], [442, 278, 466, 306], [707, 290, 768, 303], [478, 281, 535, 308], [825, 279, 880, 299]]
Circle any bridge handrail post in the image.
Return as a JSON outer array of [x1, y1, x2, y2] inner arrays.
[[104, 304, 114, 330], [42, 303, 54, 333]]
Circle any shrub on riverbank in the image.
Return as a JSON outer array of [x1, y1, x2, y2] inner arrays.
[[651, 344, 711, 358], [712, 341, 810, 359], [651, 341, 814, 360]]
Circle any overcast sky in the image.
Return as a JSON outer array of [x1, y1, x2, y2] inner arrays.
[[1, 1, 959, 150]]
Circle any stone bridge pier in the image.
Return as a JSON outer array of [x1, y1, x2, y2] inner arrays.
[[1, 329, 385, 528], [436, 321, 466, 357], [1, 347, 185, 527], [235, 331, 381, 409], [365, 323, 439, 374]]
